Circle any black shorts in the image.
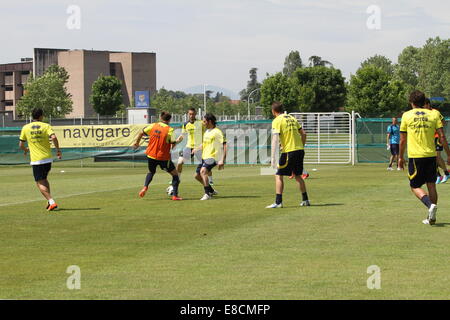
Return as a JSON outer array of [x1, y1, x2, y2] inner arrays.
[[276, 150, 305, 176], [408, 157, 437, 188], [196, 159, 217, 174], [32, 163, 52, 181], [390, 144, 399, 156], [147, 158, 176, 174], [435, 137, 443, 152]]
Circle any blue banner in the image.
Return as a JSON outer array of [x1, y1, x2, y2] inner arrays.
[[135, 91, 150, 108]]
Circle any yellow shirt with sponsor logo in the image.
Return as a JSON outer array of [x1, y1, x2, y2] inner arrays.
[[182, 120, 205, 149], [19, 121, 55, 165], [272, 114, 303, 153], [400, 108, 443, 158], [202, 127, 226, 161]]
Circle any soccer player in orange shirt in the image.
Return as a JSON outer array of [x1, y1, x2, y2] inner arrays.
[[133, 111, 184, 200]]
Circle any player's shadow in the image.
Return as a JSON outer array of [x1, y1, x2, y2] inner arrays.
[[309, 203, 344, 207], [433, 223, 450, 227], [282, 203, 344, 209], [57, 208, 101, 211], [216, 195, 262, 199]]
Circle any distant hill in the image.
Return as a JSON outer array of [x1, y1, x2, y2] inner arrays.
[[184, 85, 240, 100]]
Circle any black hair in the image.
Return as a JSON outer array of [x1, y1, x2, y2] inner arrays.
[[32, 108, 43, 120], [203, 113, 217, 126]]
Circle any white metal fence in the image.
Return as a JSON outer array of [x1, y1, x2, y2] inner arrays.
[[290, 112, 355, 164]]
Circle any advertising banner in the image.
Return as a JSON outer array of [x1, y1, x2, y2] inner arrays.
[[53, 124, 148, 147]]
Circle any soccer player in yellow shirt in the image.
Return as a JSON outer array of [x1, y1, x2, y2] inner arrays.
[[266, 102, 309, 208], [176, 108, 212, 181], [399, 91, 450, 225], [18, 108, 62, 211], [423, 98, 450, 184], [193, 113, 227, 200]]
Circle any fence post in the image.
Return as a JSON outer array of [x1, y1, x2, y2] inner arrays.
[[351, 111, 356, 166]]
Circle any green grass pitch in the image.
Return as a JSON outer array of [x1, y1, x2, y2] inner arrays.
[[1, 161, 450, 299]]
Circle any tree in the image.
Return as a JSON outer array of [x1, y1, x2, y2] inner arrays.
[[361, 55, 394, 76], [45, 64, 69, 84], [292, 66, 346, 112], [346, 65, 408, 117], [283, 50, 303, 77], [418, 37, 450, 99], [90, 75, 123, 116], [16, 72, 73, 118], [395, 37, 450, 101], [239, 67, 261, 102], [260, 72, 301, 117], [395, 45, 422, 91], [308, 56, 333, 67]]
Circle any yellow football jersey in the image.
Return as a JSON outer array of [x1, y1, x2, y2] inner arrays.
[[272, 114, 303, 153], [182, 120, 205, 149], [19, 121, 55, 165], [202, 127, 226, 161], [400, 108, 443, 158]]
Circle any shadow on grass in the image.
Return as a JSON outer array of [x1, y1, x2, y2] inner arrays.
[[433, 223, 450, 227], [281, 203, 344, 209], [57, 208, 101, 211], [177, 195, 262, 201]]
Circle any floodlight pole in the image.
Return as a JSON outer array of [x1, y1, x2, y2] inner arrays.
[[247, 88, 261, 118], [204, 84, 207, 114]]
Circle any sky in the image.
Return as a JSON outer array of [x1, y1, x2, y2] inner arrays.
[[1, 0, 449, 98]]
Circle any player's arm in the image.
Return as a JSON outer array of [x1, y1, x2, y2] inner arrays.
[[218, 142, 227, 170], [18, 129, 29, 155], [299, 128, 307, 146], [436, 128, 450, 165], [18, 140, 29, 156], [133, 131, 145, 149], [271, 133, 280, 169], [398, 132, 407, 169], [50, 134, 62, 159]]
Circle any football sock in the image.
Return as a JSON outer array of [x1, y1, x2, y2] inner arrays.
[[207, 185, 215, 194], [276, 194, 282, 205], [302, 192, 309, 201], [420, 195, 432, 209], [49, 199, 55, 205], [144, 172, 154, 187], [208, 176, 213, 184], [172, 175, 180, 196], [204, 186, 210, 195]]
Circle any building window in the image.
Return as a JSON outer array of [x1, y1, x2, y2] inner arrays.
[[5, 85, 13, 91], [21, 71, 30, 75], [110, 63, 116, 77], [4, 72, 13, 76], [5, 100, 13, 106]]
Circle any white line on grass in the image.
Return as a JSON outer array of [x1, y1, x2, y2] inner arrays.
[[0, 186, 139, 208]]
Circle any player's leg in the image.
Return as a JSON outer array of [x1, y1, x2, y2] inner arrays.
[[409, 158, 437, 225], [208, 171, 214, 185], [387, 153, 394, 170], [436, 151, 450, 183], [266, 153, 288, 208], [176, 155, 184, 175], [140, 159, 157, 197], [168, 162, 182, 200], [33, 163, 57, 210], [195, 162, 204, 185], [199, 160, 217, 200], [294, 150, 310, 206]]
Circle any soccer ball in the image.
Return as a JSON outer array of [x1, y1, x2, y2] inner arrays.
[[166, 185, 174, 196]]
